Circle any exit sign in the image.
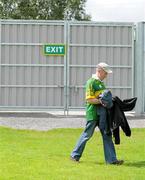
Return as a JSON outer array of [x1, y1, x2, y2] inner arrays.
[[43, 44, 65, 56]]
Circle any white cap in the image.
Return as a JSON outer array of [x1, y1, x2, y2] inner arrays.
[[97, 62, 112, 74]]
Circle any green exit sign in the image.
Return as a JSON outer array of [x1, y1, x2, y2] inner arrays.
[[43, 44, 65, 56]]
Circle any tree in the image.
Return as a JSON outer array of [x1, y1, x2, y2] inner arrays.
[[0, 0, 18, 19], [0, 0, 91, 20]]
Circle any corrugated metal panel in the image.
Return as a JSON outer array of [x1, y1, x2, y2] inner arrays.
[[0, 20, 135, 111], [134, 22, 145, 114], [68, 22, 134, 109], [0, 20, 65, 110]]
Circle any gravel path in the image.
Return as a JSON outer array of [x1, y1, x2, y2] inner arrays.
[[0, 112, 145, 131], [0, 117, 85, 131]]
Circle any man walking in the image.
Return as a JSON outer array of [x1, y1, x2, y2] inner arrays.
[[70, 62, 124, 165]]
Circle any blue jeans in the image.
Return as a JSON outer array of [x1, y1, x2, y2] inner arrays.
[[71, 118, 117, 164]]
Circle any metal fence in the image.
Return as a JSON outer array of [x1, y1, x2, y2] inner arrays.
[[0, 20, 67, 111], [0, 20, 135, 112], [134, 22, 145, 115], [68, 21, 135, 110]]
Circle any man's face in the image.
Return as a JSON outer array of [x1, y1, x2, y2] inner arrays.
[[99, 68, 108, 80]]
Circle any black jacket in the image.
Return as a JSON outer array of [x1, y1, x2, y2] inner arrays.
[[109, 97, 137, 144]]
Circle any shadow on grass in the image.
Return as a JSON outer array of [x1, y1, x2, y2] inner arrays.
[[124, 161, 145, 168], [70, 160, 145, 168], [78, 160, 105, 166]]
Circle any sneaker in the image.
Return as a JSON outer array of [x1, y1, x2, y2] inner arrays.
[[70, 156, 80, 163], [111, 160, 124, 165]]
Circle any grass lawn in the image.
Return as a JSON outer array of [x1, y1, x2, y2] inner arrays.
[[0, 127, 145, 180]]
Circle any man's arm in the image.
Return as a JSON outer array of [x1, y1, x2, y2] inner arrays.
[[86, 98, 101, 104]]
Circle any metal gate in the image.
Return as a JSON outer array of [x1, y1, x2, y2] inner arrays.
[[0, 20, 67, 111], [0, 20, 135, 111], [67, 21, 135, 110]]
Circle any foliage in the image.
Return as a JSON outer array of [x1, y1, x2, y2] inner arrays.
[[0, 0, 91, 20]]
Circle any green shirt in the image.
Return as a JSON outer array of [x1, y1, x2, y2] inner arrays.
[[85, 77, 106, 121]]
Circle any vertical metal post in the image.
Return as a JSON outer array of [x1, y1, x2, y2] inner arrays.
[[0, 20, 1, 102], [67, 22, 70, 114], [134, 22, 144, 115], [143, 23, 145, 113], [132, 25, 135, 96], [64, 21, 68, 113]]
